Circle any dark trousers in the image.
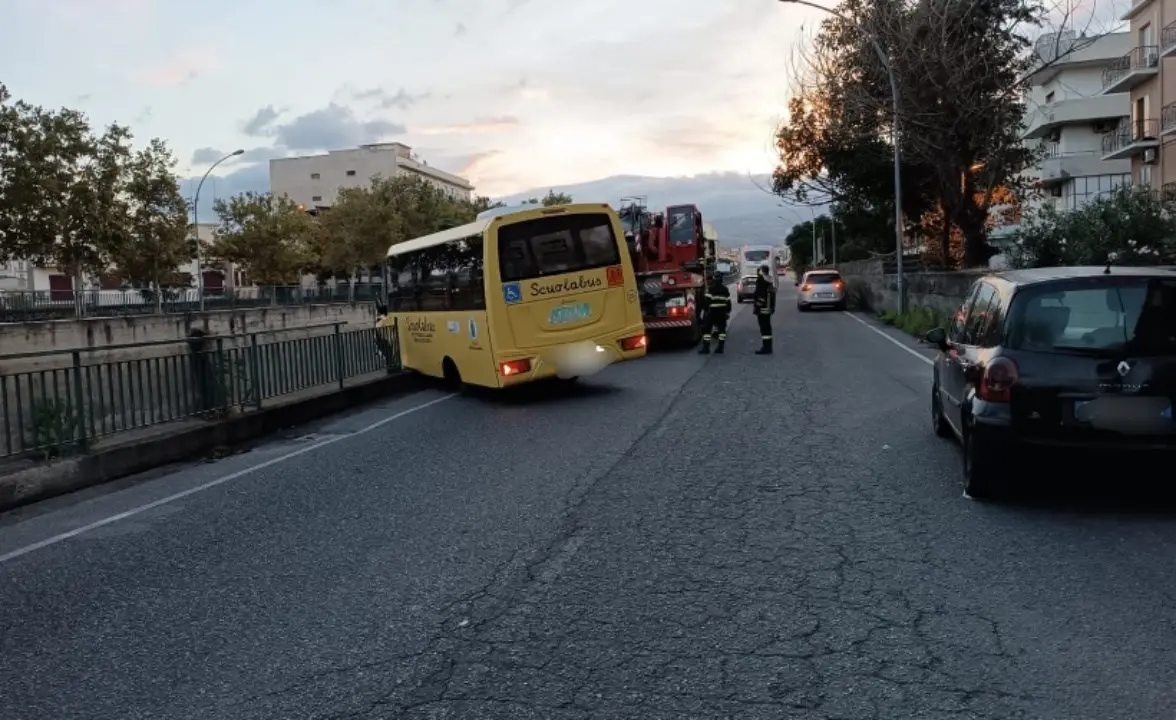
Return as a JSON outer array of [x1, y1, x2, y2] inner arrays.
[[756, 311, 772, 341], [702, 312, 728, 343]]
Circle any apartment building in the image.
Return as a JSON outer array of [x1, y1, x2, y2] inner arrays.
[[1101, 4, 1176, 194], [1023, 31, 1133, 212], [269, 142, 474, 210]]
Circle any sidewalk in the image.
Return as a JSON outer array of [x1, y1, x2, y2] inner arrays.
[[0, 369, 425, 512]]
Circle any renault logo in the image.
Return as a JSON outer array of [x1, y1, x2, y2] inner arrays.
[[1117, 360, 1132, 377]]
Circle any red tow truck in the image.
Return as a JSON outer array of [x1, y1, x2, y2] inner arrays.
[[617, 197, 715, 346]]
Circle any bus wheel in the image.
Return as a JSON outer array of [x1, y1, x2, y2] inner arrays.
[[442, 357, 463, 391]]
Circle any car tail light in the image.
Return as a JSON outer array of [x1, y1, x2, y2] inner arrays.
[[499, 359, 531, 376], [620, 334, 647, 351], [832, 280, 845, 291], [977, 357, 1018, 403], [800, 283, 813, 291]]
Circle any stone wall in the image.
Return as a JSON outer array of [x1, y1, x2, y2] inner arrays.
[[837, 257, 983, 315]]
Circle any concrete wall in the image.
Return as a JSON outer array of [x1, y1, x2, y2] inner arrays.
[[837, 258, 984, 315], [0, 302, 377, 369]]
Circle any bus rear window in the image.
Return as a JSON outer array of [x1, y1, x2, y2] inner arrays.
[[744, 250, 770, 262], [498, 213, 622, 282]]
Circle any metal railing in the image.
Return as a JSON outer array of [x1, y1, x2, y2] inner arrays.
[[1162, 103, 1176, 135], [1102, 45, 1159, 90], [1162, 21, 1176, 55], [1101, 118, 1159, 156], [0, 283, 386, 323], [0, 322, 400, 459]]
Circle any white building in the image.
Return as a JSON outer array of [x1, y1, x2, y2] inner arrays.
[[269, 142, 474, 210], [1023, 31, 1133, 211]]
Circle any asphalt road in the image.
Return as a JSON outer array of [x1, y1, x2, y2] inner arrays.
[[2, 286, 1176, 719]]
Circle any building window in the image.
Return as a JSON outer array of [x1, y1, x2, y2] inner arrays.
[[346, 170, 357, 176], [311, 173, 320, 180], [312, 195, 322, 202], [1061, 173, 1131, 210], [1139, 164, 1153, 187]]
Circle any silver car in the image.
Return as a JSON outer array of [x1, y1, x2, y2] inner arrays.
[[796, 269, 847, 311]]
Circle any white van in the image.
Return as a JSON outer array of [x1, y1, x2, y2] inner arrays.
[[736, 245, 779, 302]]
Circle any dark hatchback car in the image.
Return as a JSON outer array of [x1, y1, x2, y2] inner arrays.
[[924, 266, 1176, 499]]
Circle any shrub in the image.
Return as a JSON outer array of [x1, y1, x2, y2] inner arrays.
[[878, 306, 947, 338]]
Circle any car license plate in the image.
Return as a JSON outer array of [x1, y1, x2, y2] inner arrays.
[[817, 292, 836, 298], [1073, 397, 1175, 433]]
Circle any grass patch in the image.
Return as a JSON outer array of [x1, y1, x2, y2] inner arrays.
[[878, 306, 947, 338]]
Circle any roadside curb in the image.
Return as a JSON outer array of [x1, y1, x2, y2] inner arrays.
[[0, 372, 430, 513]]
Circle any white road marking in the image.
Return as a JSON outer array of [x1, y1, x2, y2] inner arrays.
[[843, 312, 934, 367], [0, 392, 457, 565]]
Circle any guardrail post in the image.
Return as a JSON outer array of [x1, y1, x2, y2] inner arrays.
[[70, 350, 88, 450], [249, 332, 262, 409], [215, 337, 229, 412], [334, 322, 345, 389]]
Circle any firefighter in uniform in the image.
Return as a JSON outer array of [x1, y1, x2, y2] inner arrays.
[[698, 271, 732, 354], [752, 264, 776, 354]]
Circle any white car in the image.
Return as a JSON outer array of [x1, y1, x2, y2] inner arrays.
[[796, 269, 847, 311]]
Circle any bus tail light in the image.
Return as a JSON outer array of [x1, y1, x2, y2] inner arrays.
[[499, 359, 531, 376], [977, 357, 1018, 403], [620, 334, 647, 352]]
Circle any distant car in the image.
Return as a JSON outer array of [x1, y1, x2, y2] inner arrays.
[[925, 266, 1176, 499], [796, 269, 847, 311], [736, 274, 759, 303]]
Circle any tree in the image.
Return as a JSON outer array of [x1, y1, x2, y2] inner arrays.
[[472, 196, 505, 213], [106, 138, 192, 308], [209, 192, 313, 285], [524, 189, 573, 206], [1009, 187, 1176, 268], [307, 174, 482, 294], [0, 89, 133, 290], [776, 0, 1091, 267]]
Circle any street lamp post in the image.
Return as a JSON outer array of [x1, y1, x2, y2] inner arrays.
[[192, 149, 244, 311], [776, 0, 905, 311]]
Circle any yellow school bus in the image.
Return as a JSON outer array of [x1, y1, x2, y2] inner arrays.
[[376, 203, 648, 389]]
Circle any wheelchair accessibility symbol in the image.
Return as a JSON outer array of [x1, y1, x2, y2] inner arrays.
[[503, 283, 522, 304]]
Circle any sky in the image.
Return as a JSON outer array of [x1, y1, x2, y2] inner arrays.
[[1, 0, 822, 212]]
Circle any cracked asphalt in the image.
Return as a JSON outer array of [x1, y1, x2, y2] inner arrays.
[[2, 285, 1176, 720]]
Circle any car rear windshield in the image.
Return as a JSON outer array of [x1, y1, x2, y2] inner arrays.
[[807, 273, 841, 284], [497, 213, 622, 282], [744, 250, 770, 262], [1007, 278, 1176, 356]]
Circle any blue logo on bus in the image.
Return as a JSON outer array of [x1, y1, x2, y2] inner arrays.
[[503, 283, 522, 304], [549, 303, 592, 325]]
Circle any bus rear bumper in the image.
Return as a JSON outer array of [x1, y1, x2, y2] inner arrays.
[[496, 327, 648, 387]]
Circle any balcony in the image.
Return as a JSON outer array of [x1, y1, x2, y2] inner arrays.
[[1038, 146, 1128, 185], [1102, 46, 1159, 94], [1163, 21, 1176, 58], [1162, 103, 1176, 137], [1101, 118, 1160, 160], [1022, 94, 1130, 139]]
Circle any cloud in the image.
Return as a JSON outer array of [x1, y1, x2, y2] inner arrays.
[[414, 116, 519, 135], [136, 46, 220, 86], [454, 22, 467, 36], [232, 102, 404, 152], [352, 87, 430, 110], [243, 105, 281, 136], [190, 146, 278, 166], [273, 103, 404, 150]]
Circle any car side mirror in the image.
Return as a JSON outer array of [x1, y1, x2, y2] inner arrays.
[[923, 327, 948, 350]]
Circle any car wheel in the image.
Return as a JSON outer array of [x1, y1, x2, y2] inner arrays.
[[962, 424, 999, 500], [931, 385, 952, 438]]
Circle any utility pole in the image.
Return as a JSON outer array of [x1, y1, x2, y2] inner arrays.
[[831, 219, 837, 265]]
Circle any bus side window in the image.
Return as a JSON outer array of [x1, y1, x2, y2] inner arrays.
[[391, 255, 418, 311], [452, 235, 486, 310], [417, 245, 449, 312]]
